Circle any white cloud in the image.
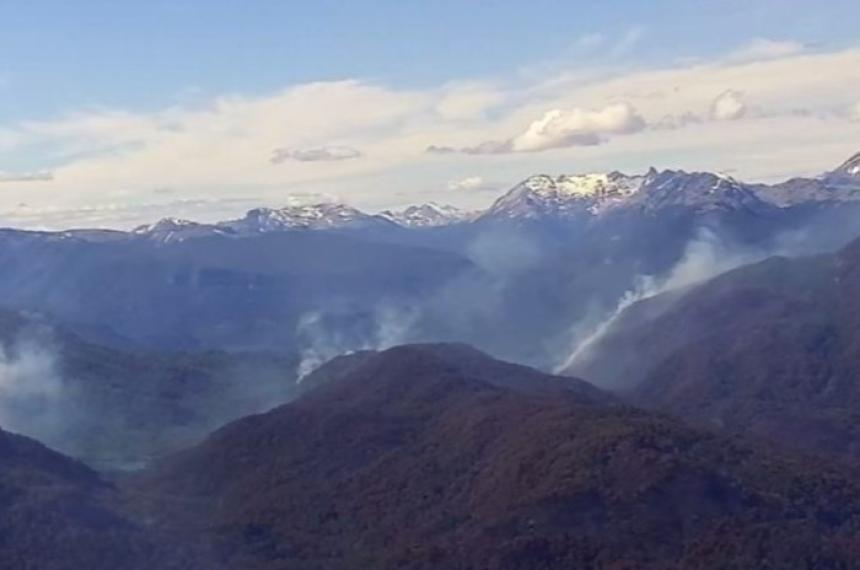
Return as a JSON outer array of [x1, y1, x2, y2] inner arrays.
[[271, 145, 362, 163], [432, 102, 647, 155], [850, 101, 860, 121], [447, 176, 485, 191], [0, 171, 54, 183], [726, 38, 806, 63], [710, 90, 747, 121], [511, 103, 647, 152]]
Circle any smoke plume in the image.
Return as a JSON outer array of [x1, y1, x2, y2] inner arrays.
[[295, 304, 419, 380], [555, 228, 763, 372], [0, 340, 64, 442]]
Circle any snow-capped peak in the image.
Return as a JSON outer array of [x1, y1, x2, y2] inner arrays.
[[132, 217, 199, 234], [833, 151, 860, 178], [523, 172, 645, 198], [380, 202, 472, 228], [219, 202, 391, 234], [132, 217, 231, 244], [483, 171, 646, 220]]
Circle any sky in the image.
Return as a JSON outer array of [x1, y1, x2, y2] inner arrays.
[[1, 0, 859, 229]]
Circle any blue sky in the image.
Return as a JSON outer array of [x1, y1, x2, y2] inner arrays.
[[3, 0, 858, 118], [1, 0, 860, 228]]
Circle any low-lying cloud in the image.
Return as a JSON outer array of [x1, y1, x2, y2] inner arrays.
[[0, 171, 54, 183], [271, 145, 363, 163]]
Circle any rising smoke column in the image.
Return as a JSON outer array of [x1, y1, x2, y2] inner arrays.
[[555, 228, 764, 373]]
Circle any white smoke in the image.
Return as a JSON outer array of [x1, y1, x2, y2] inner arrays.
[[295, 304, 419, 381], [466, 228, 542, 277], [555, 228, 763, 372], [0, 341, 64, 440]]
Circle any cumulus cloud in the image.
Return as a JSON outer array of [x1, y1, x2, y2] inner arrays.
[[432, 102, 647, 155], [511, 103, 647, 151], [726, 38, 806, 63], [710, 90, 747, 121], [0, 171, 54, 183], [271, 145, 362, 163], [447, 176, 486, 191]]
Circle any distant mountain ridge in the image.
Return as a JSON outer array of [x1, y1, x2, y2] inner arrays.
[[480, 168, 773, 221], [1, 150, 855, 244], [379, 202, 474, 227], [131, 203, 395, 243], [1, 149, 859, 378]]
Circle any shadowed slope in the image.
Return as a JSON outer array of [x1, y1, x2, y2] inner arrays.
[[0, 427, 203, 569], [132, 344, 860, 569]]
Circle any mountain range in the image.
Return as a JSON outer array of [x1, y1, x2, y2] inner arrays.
[[7, 150, 855, 245], [3, 151, 860, 568], [0, 151, 858, 388]]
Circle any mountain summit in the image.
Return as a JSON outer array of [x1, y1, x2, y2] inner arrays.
[[831, 150, 860, 180], [219, 203, 394, 234], [481, 168, 770, 221], [482, 171, 646, 219], [380, 202, 472, 227]]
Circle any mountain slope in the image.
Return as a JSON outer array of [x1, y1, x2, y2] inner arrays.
[[836, 151, 860, 176], [564, 235, 860, 461], [132, 343, 860, 569], [752, 151, 860, 206], [0, 230, 472, 351], [0, 427, 201, 569]]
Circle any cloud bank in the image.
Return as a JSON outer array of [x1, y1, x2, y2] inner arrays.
[[0, 39, 858, 228]]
